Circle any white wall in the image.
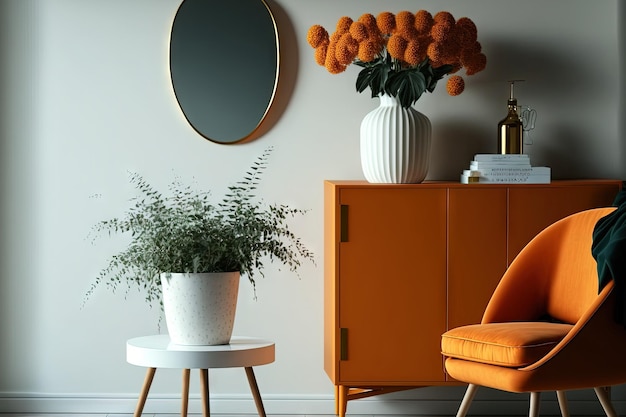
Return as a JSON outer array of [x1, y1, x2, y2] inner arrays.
[[0, 0, 624, 414]]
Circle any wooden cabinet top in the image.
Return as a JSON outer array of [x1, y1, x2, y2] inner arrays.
[[325, 179, 623, 189]]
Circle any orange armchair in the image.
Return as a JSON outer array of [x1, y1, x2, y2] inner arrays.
[[441, 207, 626, 417]]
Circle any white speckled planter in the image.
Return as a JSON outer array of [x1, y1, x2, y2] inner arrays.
[[161, 272, 240, 346], [360, 94, 432, 184]]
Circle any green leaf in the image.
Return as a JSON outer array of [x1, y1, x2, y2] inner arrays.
[[385, 69, 427, 108], [354, 55, 457, 107], [426, 64, 454, 93], [355, 57, 391, 99], [356, 66, 383, 97]]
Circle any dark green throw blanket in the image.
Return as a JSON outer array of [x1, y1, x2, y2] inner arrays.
[[592, 187, 626, 325]]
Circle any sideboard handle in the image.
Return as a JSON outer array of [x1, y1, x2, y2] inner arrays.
[[340, 328, 348, 360], [340, 205, 349, 242]]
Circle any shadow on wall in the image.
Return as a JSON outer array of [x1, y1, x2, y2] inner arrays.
[[428, 119, 493, 181], [0, 0, 43, 392], [488, 37, 617, 178], [429, 34, 620, 180], [244, 0, 299, 144]]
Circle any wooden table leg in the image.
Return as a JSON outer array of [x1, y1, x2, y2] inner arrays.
[[134, 367, 156, 417], [199, 368, 210, 417], [245, 367, 267, 417], [181, 369, 190, 417], [337, 385, 348, 417]]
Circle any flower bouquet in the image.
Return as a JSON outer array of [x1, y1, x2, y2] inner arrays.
[[307, 10, 486, 108]]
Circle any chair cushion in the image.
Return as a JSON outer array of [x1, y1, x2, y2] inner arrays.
[[441, 322, 573, 368]]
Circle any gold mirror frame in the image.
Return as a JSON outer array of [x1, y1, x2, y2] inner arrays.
[[169, 0, 279, 144]]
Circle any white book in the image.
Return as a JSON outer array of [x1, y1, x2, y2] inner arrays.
[[461, 174, 551, 184], [482, 176, 550, 184], [461, 167, 551, 184], [466, 167, 549, 176], [473, 154, 530, 162], [469, 162, 532, 170], [482, 166, 550, 179], [464, 169, 535, 177]]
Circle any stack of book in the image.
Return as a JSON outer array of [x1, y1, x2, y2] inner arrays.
[[460, 154, 551, 184]]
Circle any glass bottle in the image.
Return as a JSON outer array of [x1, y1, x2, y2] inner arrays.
[[498, 81, 523, 154]]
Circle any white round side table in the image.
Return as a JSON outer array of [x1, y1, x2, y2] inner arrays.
[[126, 335, 275, 417]]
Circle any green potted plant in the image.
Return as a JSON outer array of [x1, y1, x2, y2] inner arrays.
[[85, 147, 314, 345]]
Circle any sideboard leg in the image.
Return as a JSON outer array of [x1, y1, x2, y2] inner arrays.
[[181, 368, 190, 417], [199, 369, 210, 417], [338, 385, 348, 417], [134, 367, 156, 417]]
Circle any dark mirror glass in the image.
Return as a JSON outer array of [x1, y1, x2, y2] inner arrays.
[[170, 0, 279, 144]]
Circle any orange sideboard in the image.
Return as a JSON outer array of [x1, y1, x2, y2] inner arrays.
[[324, 180, 622, 416]]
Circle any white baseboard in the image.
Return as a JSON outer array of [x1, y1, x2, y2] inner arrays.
[[0, 392, 623, 415]]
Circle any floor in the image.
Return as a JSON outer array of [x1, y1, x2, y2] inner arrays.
[[0, 413, 605, 417], [3, 413, 327, 416], [2, 412, 609, 416], [2, 415, 231, 417], [2, 415, 259, 417]]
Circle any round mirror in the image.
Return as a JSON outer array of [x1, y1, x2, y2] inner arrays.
[[170, 0, 279, 144]]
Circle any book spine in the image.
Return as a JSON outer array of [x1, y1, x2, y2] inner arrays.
[[463, 168, 550, 182], [469, 164, 532, 171], [473, 154, 529, 162], [478, 177, 550, 184], [461, 174, 550, 184]]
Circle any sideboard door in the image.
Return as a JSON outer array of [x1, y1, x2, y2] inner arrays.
[[447, 188, 508, 330], [337, 188, 448, 383]]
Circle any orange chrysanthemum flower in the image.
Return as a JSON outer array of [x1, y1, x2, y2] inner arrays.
[[324, 44, 346, 74], [446, 75, 465, 96], [456, 17, 478, 46], [414, 10, 434, 35], [431, 22, 453, 42], [434, 11, 455, 26], [464, 52, 487, 75], [314, 44, 327, 66], [336, 16, 353, 34], [464, 41, 482, 56], [358, 13, 377, 28], [387, 34, 408, 60], [440, 38, 461, 65], [335, 33, 359, 65], [398, 23, 420, 42], [358, 39, 381, 62], [329, 31, 342, 44], [426, 41, 445, 63], [404, 40, 425, 66], [377, 12, 396, 35], [395, 11, 415, 31], [307, 25, 329, 49], [349, 21, 369, 42], [358, 13, 381, 39], [396, 11, 419, 41]]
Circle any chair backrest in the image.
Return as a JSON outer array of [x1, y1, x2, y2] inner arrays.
[[483, 207, 616, 325]]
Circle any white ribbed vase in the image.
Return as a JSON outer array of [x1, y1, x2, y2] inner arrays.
[[360, 94, 432, 184], [161, 272, 240, 345]]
